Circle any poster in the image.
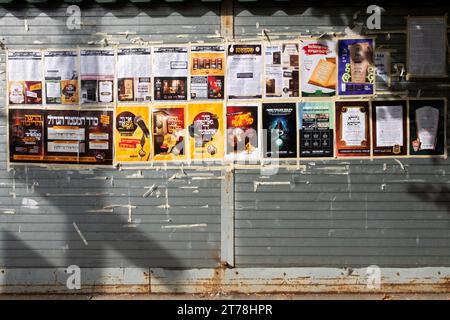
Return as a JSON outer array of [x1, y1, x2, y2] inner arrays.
[[262, 103, 297, 158], [7, 51, 43, 105], [338, 38, 375, 96], [226, 104, 259, 162], [298, 101, 334, 158], [117, 48, 151, 102], [335, 101, 370, 157], [115, 106, 151, 162], [190, 45, 225, 100], [300, 40, 337, 97], [188, 103, 224, 161], [152, 105, 187, 161], [44, 50, 78, 104], [80, 50, 115, 104], [372, 100, 407, 156], [407, 16, 447, 78], [226, 44, 263, 99], [9, 109, 45, 162], [409, 99, 446, 156], [264, 43, 299, 98], [374, 50, 391, 90], [153, 47, 188, 101]]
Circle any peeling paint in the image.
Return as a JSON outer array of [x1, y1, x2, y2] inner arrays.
[[254, 181, 290, 192], [72, 222, 88, 246], [21, 198, 38, 209], [161, 224, 207, 230]]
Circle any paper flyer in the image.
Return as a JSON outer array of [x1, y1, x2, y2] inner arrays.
[[115, 106, 151, 162], [44, 50, 78, 104], [188, 102, 224, 160], [374, 50, 391, 91]]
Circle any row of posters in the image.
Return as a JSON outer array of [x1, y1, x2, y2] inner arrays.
[[6, 39, 377, 107], [9, 99, 446, 165]]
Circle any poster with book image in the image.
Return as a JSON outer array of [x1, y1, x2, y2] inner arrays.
[[190, 45, 225, 100], [226, 44, 263, 99], [338, 38, 375, 96], [153, 47, 188, 101], [7, 51, 43, 105], [226, 104, 259, 162], [262, 103, 297, 158], [188, 103, 224, 161], [372, 100, 407, 157], [80, 50, 115, 104], [44, 50, 78, 104], [117, 48, 151, 102], [335, 101, 370, 157], [300, 40, 337, 97], [298, 101, 334, 158], [152, 105, 187, 161], [115, 106, 151, 162], [264, 43, 299, 98], [409, 99, 446, 156]]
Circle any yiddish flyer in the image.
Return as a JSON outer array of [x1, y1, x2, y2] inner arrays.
[[188, 102, 224, 160], [226, 44, 263, 99], [44, 50, 78, 104], [115, 106, 151, 162], [117, 48, 152, 103], [298, 101, 334, 158], [300, 40, 337, 97], [152, 104, 187, 161], [190, 45, 225, 100], [7, 51, 43, 105]]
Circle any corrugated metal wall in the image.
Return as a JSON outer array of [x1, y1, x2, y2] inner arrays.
[[0, 1, 222, 270], [234, 0, 450, 267]]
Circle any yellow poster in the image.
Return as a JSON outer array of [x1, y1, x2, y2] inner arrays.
[[190, 47, 225, 76], [151, 104, 187, 161], [115, 106, 151, 162], [188, 102, 224, 160]]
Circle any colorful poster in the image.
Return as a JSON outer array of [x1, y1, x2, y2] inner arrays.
[[153, 47, 188, 101], [338, 38, 375, 96], [409, 99, 446, 156], [188, 103, 224, 160], [80, 50, 115, 104], [117, 48, 151, 102], [264, 43, 299, 98], [9, 109, 45, 162], [226, 44, 263, 99], [226, 104, 259, 162], [298, 101, 334, 158], [262, 103, 297, 158], [115, 106, 151, 162], [44, 50, 78, 104], [7, 51, 43, 105], [372, 100, 407, 156], [335, 101, 370, 157], [190, 45, 225, 100], [152, 105, 187, 161], [300, 40, 337, 97]]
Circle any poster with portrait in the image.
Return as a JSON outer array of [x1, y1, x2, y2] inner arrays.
[[226, 104, 259, 162], [372, 100, 407, 157], [298, 101, 334, 158], [264, 43, 299, 98], [338, 38, 375, 96], [190, 45, 225, 100], [153, 47, 188, 101], [188, 103, 224, 161], [44, 50, 78, 104], [80, 50, 115, 104], [300, 40, 337, 97], [409, 99, 446, 157], [9, 109, 45, 162], [335, 101, 370, 157], [152, 104, 187, 161], [115, 106, 151, 162], [226, 44, 263, 99], [117, 48, 151, 102], [262, 103, 297, 159], [7, 51, 43, 105]]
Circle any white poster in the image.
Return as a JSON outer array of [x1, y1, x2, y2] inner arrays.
[[374, 51, 391, 90], [153, 47, 188, 77], [226, 44, 262, 99], [117, 48, 151, 102], [375, 105, 403, 147], [416, 106, 439, 150], [342, 107, 366, 146], [44, 50, 78, 104]]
